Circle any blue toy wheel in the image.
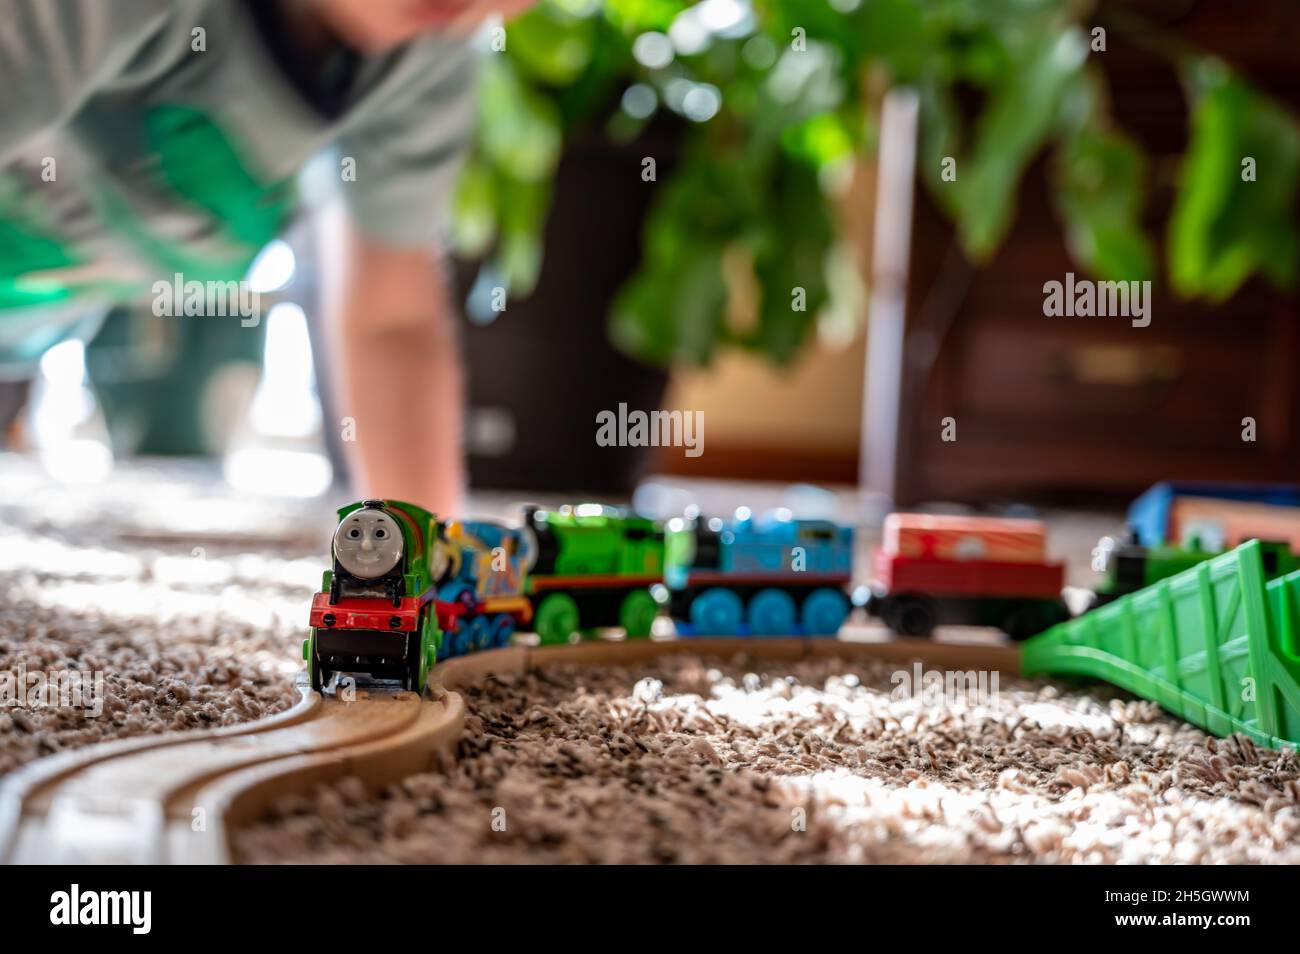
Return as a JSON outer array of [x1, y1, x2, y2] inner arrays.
[[469, 615, 494, 652], [800, 588, 850, 636], [688, 588, 743, 636], [446, 621, 473, 658], [748, 588, 797, 636], [490, 614, 515, 648]]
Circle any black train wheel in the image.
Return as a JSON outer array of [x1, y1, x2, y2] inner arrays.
[[403, 631, 424, 694], [1002, 603, 1065, 642], [312, 654, 333, 694], [892, 597, 937, 638]]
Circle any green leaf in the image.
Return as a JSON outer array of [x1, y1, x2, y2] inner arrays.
[[747, 162, 835, 363], [450, 158, 498, 257], [603, 0, 688, 33], [496, 228, 544, 295], [1168, 61, 1300, 300], [947, 27, 1088, 258], [1054, 126, 1155, 282], [861, 0, 927, 81], [506, 5, 597, 87], [495, 176, 553, 295], [780, 112, 856, 167], [611, 240, 729, 366], [917, 77, 962, 216], [478, 58, 563, 183]]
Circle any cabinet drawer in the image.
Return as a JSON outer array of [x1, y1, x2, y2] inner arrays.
[[948, 324, 1278, 448]]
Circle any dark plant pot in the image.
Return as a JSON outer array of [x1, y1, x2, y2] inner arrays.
[[454, 123, 680, 496]]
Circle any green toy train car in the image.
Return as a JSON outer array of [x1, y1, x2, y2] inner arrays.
[[1091, 531, 1298, 606], [304, 499, 448, 693], [522, 504, 665, 644]]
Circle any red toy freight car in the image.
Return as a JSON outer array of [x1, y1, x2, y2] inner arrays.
[[866, 514, 1069, 640]]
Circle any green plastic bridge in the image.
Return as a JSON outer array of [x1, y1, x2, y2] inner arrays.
[[1021, 540, 1300, 750]]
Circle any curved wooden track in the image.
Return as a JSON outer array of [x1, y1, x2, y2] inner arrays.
[[0, 636, 1019, 864]]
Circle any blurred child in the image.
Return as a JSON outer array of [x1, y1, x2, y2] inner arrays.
[[0, 0, 531, 513]]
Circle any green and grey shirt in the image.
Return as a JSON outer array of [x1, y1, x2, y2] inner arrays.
[[0, 0, 478, 369]]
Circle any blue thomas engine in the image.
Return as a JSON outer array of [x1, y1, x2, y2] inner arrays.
[[435, 518, 536, 659], [665, 509, 854, 636]]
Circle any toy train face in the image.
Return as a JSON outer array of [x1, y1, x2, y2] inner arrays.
[[333, 505, 404, 580], [327, 500, 417, 604]]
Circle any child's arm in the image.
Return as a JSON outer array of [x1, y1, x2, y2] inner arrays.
[[319, 29, 482, 516], [317, 200, 465, 517]]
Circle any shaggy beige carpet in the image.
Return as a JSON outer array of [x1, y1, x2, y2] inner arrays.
[[4, 456, 1299, 863], [0, 458, 308, 774], [234, 654, 1300, 864]]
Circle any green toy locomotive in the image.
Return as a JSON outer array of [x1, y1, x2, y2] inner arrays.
[[1090, 531, 1298, 607], [304, 499, 448, 694], [522, 504, 665, 645]]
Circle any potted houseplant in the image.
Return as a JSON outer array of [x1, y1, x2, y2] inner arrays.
[[453, 0, 1299, 490]]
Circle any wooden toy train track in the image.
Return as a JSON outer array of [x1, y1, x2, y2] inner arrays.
[[0, 637, 1020, 865]]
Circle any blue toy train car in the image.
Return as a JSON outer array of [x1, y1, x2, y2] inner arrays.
[[1127, 481, 1300, 545], [435, 518, 536, 659], [665, 509, 854, 636]]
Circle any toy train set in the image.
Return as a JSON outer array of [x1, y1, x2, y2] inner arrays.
[[304, 498, 863, 692], [304, 484, 1300, 748]]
